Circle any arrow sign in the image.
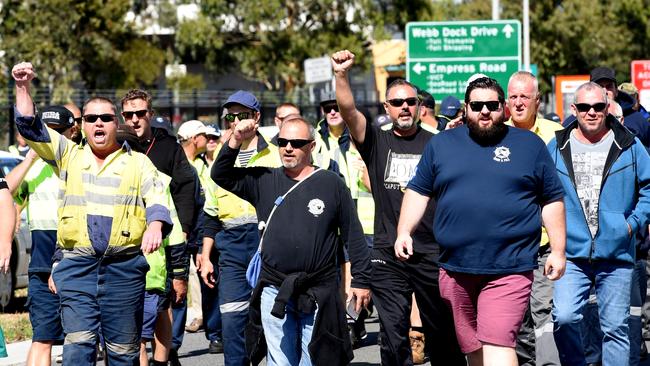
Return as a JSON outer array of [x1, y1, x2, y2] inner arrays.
[[412, 62, 427, 75], [502, 24, 514, 39]]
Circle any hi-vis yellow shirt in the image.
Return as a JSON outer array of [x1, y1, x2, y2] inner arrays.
[[16, 116, 172, 257]]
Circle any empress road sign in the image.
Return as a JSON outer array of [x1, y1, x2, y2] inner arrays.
[[406, 20, 522, 101]]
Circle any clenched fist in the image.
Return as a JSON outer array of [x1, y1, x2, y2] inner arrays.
[[331, 50, 355, 75], [232, 119, 258, 144], [12, 62, 36, 88]]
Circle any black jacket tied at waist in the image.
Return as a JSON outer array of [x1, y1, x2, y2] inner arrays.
[[246, 261, 354, 366]]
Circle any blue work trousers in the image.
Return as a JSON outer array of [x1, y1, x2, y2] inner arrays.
[[52, 253, 149, 366], [216, 223, 259, 366]]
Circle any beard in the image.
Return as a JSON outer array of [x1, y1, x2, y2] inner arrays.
[[467, 113, 508, 146]]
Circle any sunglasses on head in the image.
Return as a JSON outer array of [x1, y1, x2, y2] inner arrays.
[[468, 101, 501, 112], [121, 110, 148, 119], [322, 104, 339, 114], [574, 102, 607, 113], [386, 97, 419, 107], [224, 112, 251, 123], [83, 114, 116, 123], [277, 138, 313, 148]]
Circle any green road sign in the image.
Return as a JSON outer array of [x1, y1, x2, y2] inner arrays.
[[406, 20, 521, 102]]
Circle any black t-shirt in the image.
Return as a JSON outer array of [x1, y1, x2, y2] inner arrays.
[[0, 178, 7, 190], [355, 124, 438, 255], [211, 145, 371, 288]]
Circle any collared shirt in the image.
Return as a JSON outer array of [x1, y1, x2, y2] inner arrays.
[[506, 117, 563, 144]]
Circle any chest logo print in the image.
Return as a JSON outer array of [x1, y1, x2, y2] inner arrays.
[[493, 146, 511, 162], [307, 199, 325, 217]]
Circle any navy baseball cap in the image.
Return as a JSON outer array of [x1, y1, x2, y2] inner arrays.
[[39, 105, 74, 131], [223, 90, 261, 112], [590, 67, 617, 84], [439, 96, 462, 118]]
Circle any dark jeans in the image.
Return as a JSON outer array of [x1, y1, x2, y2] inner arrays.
[[52, 254, 149, 366], [370, 247, 465, 366]]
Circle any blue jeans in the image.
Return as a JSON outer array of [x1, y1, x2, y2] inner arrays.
[[216, 224, 259, 366], [52, 253, 149, 366], [260, 286, 317, 366], [580, 259, 646, 366], [553, 259, 633, 366]]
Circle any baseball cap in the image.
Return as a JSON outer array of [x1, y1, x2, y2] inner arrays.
[[439, 96, 462, 118], [319, 99, 337, 108], [177, 120, 211, 140], [544, 112, 561, 123], [590, 67, 617, 84], [418, 90, 436, 110], [223, 90, 261, 112], [39, 105, 74, 131], [618, 82, 638, 95], [205, 125, 221, 137], [151, 116, 173, 134]]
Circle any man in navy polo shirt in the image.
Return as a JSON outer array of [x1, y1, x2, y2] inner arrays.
[[396, 77, 567, 366]]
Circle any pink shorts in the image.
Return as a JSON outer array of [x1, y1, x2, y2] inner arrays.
[[438, 268, 533, 354]]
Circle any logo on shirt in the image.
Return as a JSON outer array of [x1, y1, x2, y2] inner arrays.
[[384, 150, 421, 191], [307, 199, 325, 217], [493, 146, 511, 162]]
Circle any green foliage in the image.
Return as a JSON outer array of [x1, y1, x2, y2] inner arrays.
[[167, 73, 206, 91], [0, 0, 166, 95], [174, 0, 390, 91]]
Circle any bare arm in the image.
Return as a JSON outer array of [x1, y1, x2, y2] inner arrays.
[[12, 62, 36, 116], [394, 189, 431, 261], [332, 50, 368, 144], [200, 236, 216, 288], [5, 149, 38, 195], [0, 186, 15, 273], [542, 199, 566, 280]]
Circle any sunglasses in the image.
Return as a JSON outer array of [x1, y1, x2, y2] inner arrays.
[[83, 114, 116, 123], [574, 103, 607, 113], [468, 101, 501, 112], [121, 110, 148, 119], [224, 112, 251, 123], [322, 104, 339, 114], [277, 138, 313, 148], [386, 97, 419, 107], [74, 117, 82, 124]]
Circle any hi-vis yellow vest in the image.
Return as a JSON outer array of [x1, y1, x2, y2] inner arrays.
[[28, 126, 170, 256], [15, 158, 59, 231]]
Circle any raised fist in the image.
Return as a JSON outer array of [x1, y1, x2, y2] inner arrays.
[[12, 62, 36, 87], [233, 118, 258, 142], [331, 50, 355, 75]]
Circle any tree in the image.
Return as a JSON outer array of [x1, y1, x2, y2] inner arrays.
[[174, 0, 390, 91], [0, 0, 166, 101]]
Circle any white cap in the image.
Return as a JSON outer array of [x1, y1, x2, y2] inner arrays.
[[177, 120, 210, 140]]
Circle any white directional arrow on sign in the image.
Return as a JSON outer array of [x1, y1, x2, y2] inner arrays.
[[412, 62, 427, 75], [502, 24, 514, 39]]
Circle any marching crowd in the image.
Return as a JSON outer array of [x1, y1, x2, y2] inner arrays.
[[0, 49, 649, 366]]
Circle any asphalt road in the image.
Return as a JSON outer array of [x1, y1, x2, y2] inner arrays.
[[170, 314, 432, 366]]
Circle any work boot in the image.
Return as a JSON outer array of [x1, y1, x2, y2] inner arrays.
[[168, 348, 182, 366], [185, 317, 203, 333], [409, 330, 426, 365], [208, 340, 224, 354]]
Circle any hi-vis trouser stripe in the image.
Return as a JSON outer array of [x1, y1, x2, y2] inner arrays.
[[220, 301, 249, 313]]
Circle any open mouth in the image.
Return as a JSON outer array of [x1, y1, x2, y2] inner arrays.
[[398, 112, 411, 118]]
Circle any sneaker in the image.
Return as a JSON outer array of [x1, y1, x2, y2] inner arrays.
[[185, 317, 203, 333], [168, 348, 182, 366], [55, 354, 63, 364], [409, 330, 426, 365], [208, 340, 224, 354], [349, 320, 367, 348]]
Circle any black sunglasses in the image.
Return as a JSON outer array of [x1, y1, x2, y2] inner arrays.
[[574, 102, 607, 113], [386, 97, 419, 107], [74, 117, 82, 124], [83, 114, 116, 123], [277, 138, 313, 148], [121, 109, 148, 119], [469, 101, 501, 112], [322, 104, 339, 114], [224, 112, 251, 123]]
